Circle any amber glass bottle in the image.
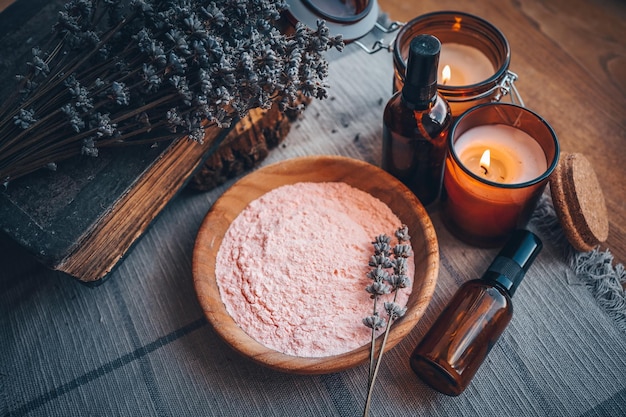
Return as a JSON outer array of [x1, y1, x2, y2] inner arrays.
[[382, 34, 451, 206], [410, 229, 543, 396]]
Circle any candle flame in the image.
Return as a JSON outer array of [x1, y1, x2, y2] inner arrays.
[[480, 149, 490, 174], [452, 17, 462, 31], [442, 65, 451, 85]]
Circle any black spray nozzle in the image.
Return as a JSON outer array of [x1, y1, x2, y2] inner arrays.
[[402, 34, 441, 108], [483, 229, 543, 296]]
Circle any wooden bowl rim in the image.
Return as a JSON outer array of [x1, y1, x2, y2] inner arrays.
[[192, 155, 439, 374]]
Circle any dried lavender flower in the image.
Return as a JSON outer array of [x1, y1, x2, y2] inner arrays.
[[29, 53, 50, 76], [373, 234, 391, 244], [0, 0, 343, 183], [91, 113, 118, 137], [368, 254, 393, 269], [395, 224, 410, 242], [62, 104, 86, 133], [390, 257, 408, 275], [372, 234, 391, 256], [363, 226, 413, 417], [365, 281, 391, 298], [385, 273, 410, 290], [13, 109, 37, 130], [384, 301, 407, 319], [363, 314, 386, 331], [81, 137, 99, 157], [109, 82, 130, 106], [366, 265, 389, 283], [393, 244, 413, 259]]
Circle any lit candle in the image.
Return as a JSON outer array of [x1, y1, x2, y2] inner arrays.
[[454, 124, 548, 185], [442, 65, 452, 85], [439, 43, 495, 87], [392, 12, 516, 118], [441, 104, 559, 247]]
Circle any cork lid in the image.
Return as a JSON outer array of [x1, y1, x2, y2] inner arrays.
[[549, 152, 609, 252]]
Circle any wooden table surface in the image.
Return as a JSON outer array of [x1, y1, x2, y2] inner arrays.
[[0, 0, 624, 265], [379, 0, 626, 266]]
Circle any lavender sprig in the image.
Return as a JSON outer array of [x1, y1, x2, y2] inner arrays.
[[362, 225, 412, 417], [0, 0, 343, 184]]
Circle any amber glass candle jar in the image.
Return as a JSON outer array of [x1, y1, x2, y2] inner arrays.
[[441, 103, 559, 247], [393, 11, 521, 118]]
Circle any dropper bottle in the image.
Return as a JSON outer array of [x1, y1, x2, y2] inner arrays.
[[410, 229, 543, 396], [381, 34, 451, 206]]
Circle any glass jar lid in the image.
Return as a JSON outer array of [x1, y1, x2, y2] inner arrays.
[[285, 0, 380, 42]]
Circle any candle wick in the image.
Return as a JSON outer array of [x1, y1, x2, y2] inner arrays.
[[480, 165, 488, 175]]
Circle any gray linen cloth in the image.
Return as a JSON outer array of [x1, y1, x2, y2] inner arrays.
[[2, 46, 625, 417]]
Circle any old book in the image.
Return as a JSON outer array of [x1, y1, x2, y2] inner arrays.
[[0, 1, 234, 282], [0, 127, 233, 283]]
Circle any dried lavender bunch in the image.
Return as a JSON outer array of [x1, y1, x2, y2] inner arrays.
[[362, 225, 412, 417], [0, 0, 343, 185]]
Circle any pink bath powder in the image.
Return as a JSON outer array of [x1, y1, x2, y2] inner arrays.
[[215, 182, 414, 357]]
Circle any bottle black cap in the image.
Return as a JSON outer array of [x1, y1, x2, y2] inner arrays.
[[402, 34, 441, 109], [482, 229, 543, 297]]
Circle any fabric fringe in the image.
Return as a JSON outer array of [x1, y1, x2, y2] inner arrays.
[[531, 193, 626, 333]]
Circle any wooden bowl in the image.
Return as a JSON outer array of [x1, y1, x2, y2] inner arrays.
[[192, 155, 439, 374]]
